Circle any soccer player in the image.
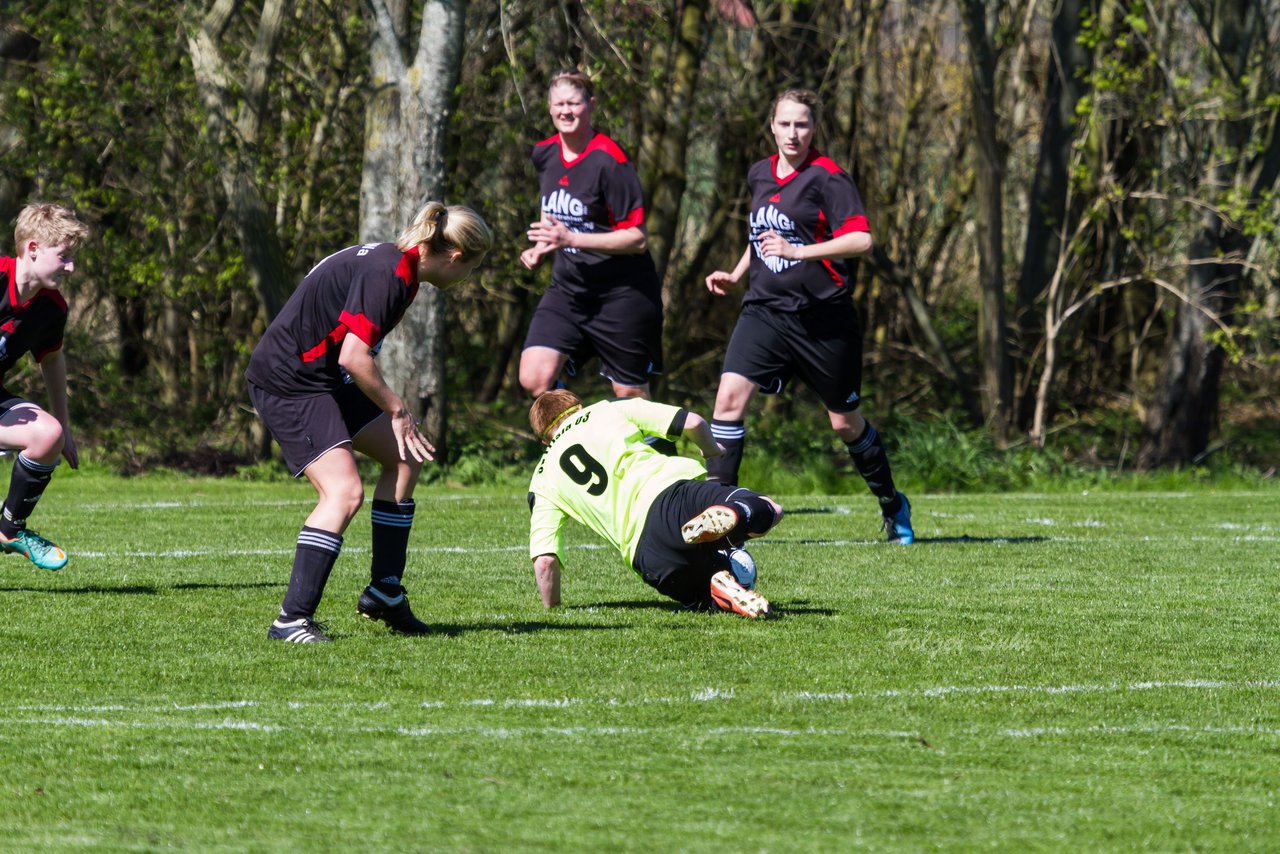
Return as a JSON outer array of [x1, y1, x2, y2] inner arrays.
[[704, 89, 915, 544], [247, 202, 492, 643], [518, 69, 663, 399], [0, 203, 88, 571], [527, 389, 783, 618]]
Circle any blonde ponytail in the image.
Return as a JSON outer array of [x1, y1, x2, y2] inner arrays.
[[396, 202, 494, 261]]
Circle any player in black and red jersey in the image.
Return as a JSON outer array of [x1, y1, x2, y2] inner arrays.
[[704, 89, 914, 544], [246, 202, 493, 643], [0, 203, 88, 571], [518, 69, 663, 399]]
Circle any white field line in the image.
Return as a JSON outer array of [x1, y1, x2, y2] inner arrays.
[[2, 714, 1275, 742], [68, 531, 1280, 560], [12, 678, 1279, 719]]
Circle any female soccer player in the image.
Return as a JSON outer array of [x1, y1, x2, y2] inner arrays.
[[518, 69, 663, 399], [0, 203, 89, 570], [247, 202, 492, 642], [703, 89, 914, 544]]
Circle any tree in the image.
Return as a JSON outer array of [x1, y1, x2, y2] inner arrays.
[[361, 0, 469, 451]]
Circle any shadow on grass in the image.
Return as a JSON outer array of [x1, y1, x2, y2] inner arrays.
[[917, 535, 1050, 545], [0, 581, 283, 595], [766, 535, 1051, 546], [409, 621, 628, 638]]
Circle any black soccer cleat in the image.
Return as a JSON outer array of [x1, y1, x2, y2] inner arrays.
[[267, 617, 332, 643], [357, 585, 431, 635]]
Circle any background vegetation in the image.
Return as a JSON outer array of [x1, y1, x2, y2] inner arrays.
[[1, 0, 1276, 485]]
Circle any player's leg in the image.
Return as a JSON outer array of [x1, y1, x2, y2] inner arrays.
[[796, 301, 912, 544], [350, 408, 430, 634], [519, 346, 571, 397], [635, 481, 779, 618], [830, 409, 912, 544], [0, 398, 68, 570], [706, 372, 755, 483], [707, 305, 791, 485], [268, 446, 362, 641], [592, 279, 662, 401], [680, 484, 784, 546], [519, 287, 586, 396], [250, 383, 359, 643]]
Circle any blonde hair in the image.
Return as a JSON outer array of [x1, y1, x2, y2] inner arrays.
[[396, 202, 493, 261], [14, 203, 89, 253], [530, 389, 583, 440], [548, 69, 594, 100]]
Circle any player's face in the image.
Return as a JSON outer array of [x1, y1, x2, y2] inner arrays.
[[26, 242, 76, 289], [548, 83, 594, 139], [430, 255, 481, 290], [770, 99, 814, 162]]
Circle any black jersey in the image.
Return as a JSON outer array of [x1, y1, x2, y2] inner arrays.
[[742, 149, 870, 311], [532, 131, 658, 293], [245, 243, 419, 398], [0, 256, 68, 387]]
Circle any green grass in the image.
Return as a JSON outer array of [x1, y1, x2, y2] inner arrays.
[[1, 471, 1278, 851]]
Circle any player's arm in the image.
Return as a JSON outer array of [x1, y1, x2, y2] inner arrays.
[[532, 553, 562, 608], [705, 247, 751, 295], [680, 411, 724, 459], [39, 350, 78, 469], [337, 332, 433, 463], [758, 228, 871, 262], [529, 492, 567, 607], [527, 217, 647, 256]]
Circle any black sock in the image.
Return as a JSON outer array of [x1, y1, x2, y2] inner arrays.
[[723, 490, 779, 544], [1, 454, 57, 538], [279, 526, 343, 621], [706, 420, 745, 485], [845, 422, 901, 511], [370, 498, 414, 594]]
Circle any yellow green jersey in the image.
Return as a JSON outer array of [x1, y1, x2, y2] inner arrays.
[[528, 398, 704, 571]]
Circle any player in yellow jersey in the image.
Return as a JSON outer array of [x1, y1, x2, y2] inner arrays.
[[527, 390, 784, 618]]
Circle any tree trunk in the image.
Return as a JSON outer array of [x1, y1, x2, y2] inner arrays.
[[1137, 0, 1279, 468], [186, 0, 293, 322], [361, 0, 468, 456], [637, 0, 710, 284], [1014, 0, 1093, 427], [959, 0, 1013, 440]]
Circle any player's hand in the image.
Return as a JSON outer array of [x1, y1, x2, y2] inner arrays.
[[392, 411, 435, 463], [520, 246, 547, 269], [758, 230, 797, 260], [527, 216, 571, 250], [61, 430, 79, 469], [702, 441, 726, 459], [705, 271, 736, 296]]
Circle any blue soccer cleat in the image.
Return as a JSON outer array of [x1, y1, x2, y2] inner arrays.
[[882, 492, 914, 545], [1, 528, 68, 570]]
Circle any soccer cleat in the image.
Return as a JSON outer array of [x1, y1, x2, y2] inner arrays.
[[681, 504, 739, 544], [709, 570, 772, 619], [882, 492, 914, 545], [0, 528, 68, 570], [357, 585, 430, 635], [267, 617, 332, 643]]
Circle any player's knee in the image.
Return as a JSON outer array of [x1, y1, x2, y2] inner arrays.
[[333, 481, 366, 521], [27, 413, 64, 458], [519, 364, 552, 396]]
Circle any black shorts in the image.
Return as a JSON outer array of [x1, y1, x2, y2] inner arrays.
[[247, 381, 385, 477], [523, 280, 664, 387], [632, 480, 765, 609], [722, 300, 864, 412], [0, 392, 40, 419]]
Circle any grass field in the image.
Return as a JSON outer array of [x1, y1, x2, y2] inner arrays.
[[1, 470, 1277, 851]]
